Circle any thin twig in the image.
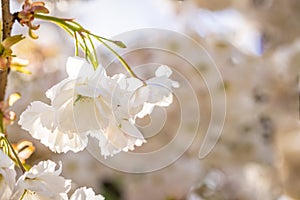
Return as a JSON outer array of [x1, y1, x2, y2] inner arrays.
[[2, 136, 26, 173], [0, 0, 14, 101], [297, 75, 300, 122]]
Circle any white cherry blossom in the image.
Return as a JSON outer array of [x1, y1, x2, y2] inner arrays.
[[12, 160, 71, 200], [130, 65, 179, 118], [70, 187, 104, 200], [90, 65, 178, 157], [0, 150, 16, 200], [19, 57, 178, 157], [19, 57, 107, 153], [19, 57, 146, 156]]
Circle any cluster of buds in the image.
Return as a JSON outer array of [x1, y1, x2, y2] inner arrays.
[[0, 93, 21, 127], [16, 0, 49, 38]]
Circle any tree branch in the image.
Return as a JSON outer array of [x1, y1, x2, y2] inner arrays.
[[0, 0, 13, 101]]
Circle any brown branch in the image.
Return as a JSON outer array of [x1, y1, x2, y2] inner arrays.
[[0, 0, 13, 101]]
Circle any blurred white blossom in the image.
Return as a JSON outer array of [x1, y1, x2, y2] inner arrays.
[[189, 8, 263, 56], [0, 150, 16, 200], [70, 187, 104, 200]]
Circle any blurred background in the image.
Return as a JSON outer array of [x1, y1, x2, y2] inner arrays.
[[6, 0, 300, 199]]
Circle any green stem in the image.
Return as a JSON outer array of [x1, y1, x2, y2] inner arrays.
[[2, 136, 26, 173], [74, 31, 79, 56], [87, 34, 98, 69], [95, 37, 140, 79], [19, 189, 28, 200], [0, 111, 4, 133], [34, 14, 144, 81], [34, 13, 83, 32]]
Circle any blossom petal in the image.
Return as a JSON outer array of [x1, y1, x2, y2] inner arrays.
[[155, 65, 173, 77], [66, 56, 94, 79], [14, 160, 71, 200], [90, 120, 146, 158], [89, 118, 146, 158], [19, 101, 88, 153], [19, 101, 55, 141], [45, 79, 74, 103], [70, 187, 104, 200], [0, 150, 16, 200]]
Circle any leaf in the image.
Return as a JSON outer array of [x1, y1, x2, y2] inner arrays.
[[113, 40, 127, 48], [1, 48, 13, 57], [32, 5, 49, 14], [2, 35, 25, 49], [31, 1, 50, 14]]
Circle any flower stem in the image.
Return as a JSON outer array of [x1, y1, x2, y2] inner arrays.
[[0, 111, 4, 133], [34, 13, 83, 32], [95, 36, 140, 79], [34, 13, 143, 80], [2, 136, 26, 173], [19, 189, 28, 200]]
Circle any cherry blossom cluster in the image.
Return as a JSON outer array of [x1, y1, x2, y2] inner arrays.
[[19, 56, 179, 158], [0, 1, 180, 199], [0, 150, 104, 200]]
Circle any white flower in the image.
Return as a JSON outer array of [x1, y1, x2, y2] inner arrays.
[[19, 57, 146, 156], [88, 73, 146, 157], [91, 65, 179, 157], [89, 115, 145, 157], [19, 57, 178, 157], [125, 65, 179, 118], [70, 187, 104, 200], [0, 150, 16, 200], [12, 160, 71, 200], [18, 57, 106, 153]]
